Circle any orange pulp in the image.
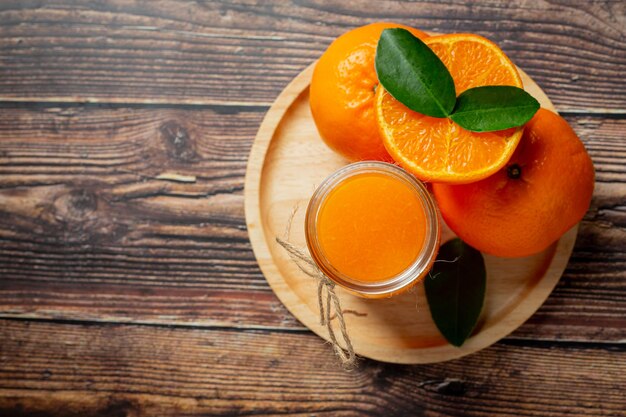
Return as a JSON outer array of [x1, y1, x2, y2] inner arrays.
[[316, 172, 428, 282]]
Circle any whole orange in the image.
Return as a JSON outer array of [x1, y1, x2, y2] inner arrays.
[[433, 109, 595, 258], [310, 23, 428, 161]]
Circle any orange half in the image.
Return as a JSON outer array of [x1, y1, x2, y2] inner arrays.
[[376, 34, 524, 184]]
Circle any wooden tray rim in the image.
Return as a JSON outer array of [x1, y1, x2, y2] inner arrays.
[[244, 61, 578, 364]]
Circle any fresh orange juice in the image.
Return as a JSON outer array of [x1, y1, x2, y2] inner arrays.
[[306, 162, 440, 298], [317, 172, 427, 282]]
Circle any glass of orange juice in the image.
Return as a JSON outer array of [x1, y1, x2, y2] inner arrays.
[[305, 161, 440, 298]]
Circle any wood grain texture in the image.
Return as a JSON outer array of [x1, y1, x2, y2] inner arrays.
[[0, 104, 624, 342], [0, 319, 624, 417], [0, 104, 302, 329], [0, 1, 624, 112], [1, 1, 625, 413]]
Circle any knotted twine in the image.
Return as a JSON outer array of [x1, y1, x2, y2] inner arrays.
[[275, 207, 357, 368]]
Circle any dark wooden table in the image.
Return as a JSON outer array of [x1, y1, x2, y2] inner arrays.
[[0, 1, 624, 416]]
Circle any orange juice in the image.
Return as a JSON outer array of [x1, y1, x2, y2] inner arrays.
[[306, 162, 440, 298]]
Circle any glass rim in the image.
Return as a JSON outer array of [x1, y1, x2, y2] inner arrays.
[[305, 161, 441, 297]]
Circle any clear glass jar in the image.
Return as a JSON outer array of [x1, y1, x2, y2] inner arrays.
[[305, 161, 441, 298]]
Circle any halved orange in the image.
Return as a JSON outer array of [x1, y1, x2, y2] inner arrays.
[[376, 34, 524, 184]]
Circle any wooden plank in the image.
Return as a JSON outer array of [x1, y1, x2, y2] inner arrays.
[[0, 1, 624, 111], [0, 319, 623, 417], [0, 106, 624, 342], [0, 104, 302, 329]]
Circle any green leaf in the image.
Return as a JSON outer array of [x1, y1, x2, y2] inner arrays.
[[424, 238, 486, 347], [449, 86, 540, 132], [375, 28, 456, 118]]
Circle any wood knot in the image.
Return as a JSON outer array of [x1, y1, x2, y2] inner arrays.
[[57, 189, 97, 219], [99, 397, 138, 417], [47, 187, 126, 244], [160, 121, 199, 162]]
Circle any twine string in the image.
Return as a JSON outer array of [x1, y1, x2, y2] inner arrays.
[[273, 204, 456, 367], [275, 236, 356, 367]]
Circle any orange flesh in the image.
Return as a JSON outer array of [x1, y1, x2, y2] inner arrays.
[[316, 172, 427, 282], [376, 34, 524, 183]]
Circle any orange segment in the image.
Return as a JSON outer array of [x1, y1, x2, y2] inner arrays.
[[428, 35, 522, 92], [376, 33, 524, 184]]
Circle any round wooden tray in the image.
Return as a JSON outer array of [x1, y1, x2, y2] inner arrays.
[[245, 62, 577, 364]]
